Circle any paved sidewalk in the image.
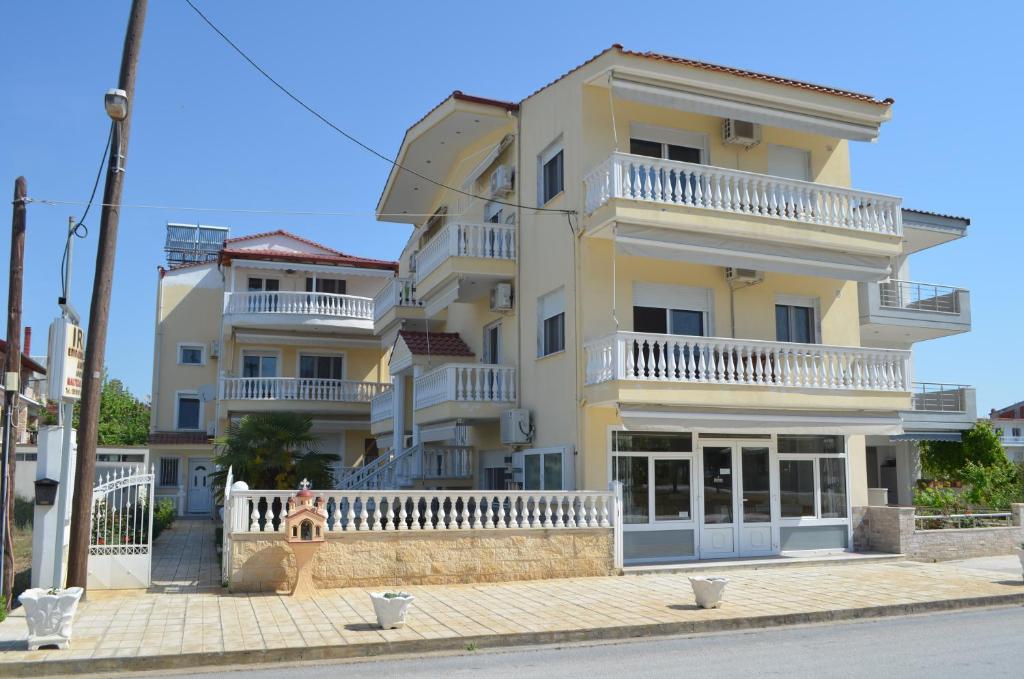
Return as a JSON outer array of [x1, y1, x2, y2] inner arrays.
[[1, 550, 1022, 675], [150, 519, 221, 593]]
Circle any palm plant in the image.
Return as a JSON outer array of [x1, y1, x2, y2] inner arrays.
[[211, 412, 339, 494]]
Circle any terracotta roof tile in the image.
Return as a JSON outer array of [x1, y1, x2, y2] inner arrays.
[[398, 331, 474, 357], [148, 431, 212, 445], [220, 248, 398, 271], [0, 340, 45, 374], [902, 208, 971, 225], [225, 229, 343, 255]]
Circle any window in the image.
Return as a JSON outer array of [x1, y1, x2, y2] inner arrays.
[[629, 137, 703, 164], [178, 344, 204, 365], [633, 307, 705, 336], [776, 302, 817, 344], [299, 354, 344, 380], [242, 352, 277, 377], [521, 448, 566, 490], [159, 458, 180, 487], [176, 394, 201, 431], [537, 287, 565, 357], [305, 278, 346, 294], [767, 144, 811, 182], [779, 460, 816, 518], [613, 431, 693, 453], [778, 435, 847, 520], [247, 277, 279, 291], [483, 321, 501, 364], [539, 144, 564, 205]]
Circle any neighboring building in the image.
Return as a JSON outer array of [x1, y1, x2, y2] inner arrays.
[[14, 443, 147, 500], [361, 45, 974, 565], [0, 329, 47, 445], [149, 225, 396, 515], [989, 402, 1024, 463]]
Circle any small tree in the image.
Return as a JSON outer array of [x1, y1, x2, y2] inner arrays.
[[919, 421, 1006, 480], [211, 412, 338, 492]]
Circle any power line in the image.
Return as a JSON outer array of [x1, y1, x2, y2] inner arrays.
[[182, 0, 575, 217], [61, 124, 112, 298]]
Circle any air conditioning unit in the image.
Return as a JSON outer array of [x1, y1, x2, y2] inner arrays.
[[209, 339, 220, 359], [489, 165, 514, 196], [725, 267, 764, 284], [722, 119, 762, 148], [490, 283, 514, 312], [402, 434, 414, 450], [501, 409, 532, 445]]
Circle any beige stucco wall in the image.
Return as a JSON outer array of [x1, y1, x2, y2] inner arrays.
[[229, 529, 615, 592]]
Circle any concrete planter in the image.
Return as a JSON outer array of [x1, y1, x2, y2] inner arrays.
[[369, 592, 415, 629], [18, 587, 84, 650], [689, 576, 728, 609]]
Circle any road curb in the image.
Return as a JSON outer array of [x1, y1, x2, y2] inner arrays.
[[4, 592, 1023, 677]]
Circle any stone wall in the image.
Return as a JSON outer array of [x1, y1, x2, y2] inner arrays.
[[854, 504, 1024, 562], [229, 528, 616, 593]]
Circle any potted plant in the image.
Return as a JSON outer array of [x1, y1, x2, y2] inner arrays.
[[688, 576, 728, 609], [18, 586, 84, 650], [369, 591, 415, 629]]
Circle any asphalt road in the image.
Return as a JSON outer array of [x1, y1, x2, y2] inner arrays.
[[132, 605, 1024, 679]]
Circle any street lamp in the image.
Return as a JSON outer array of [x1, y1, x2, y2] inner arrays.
[[104, 88, 128, 121]]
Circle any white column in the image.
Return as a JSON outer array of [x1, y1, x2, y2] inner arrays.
[[411, 365, 423, 446], [392, 371, 406, 453]]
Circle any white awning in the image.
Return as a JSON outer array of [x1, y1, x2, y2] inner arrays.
[[619, 408, 904, 435], [610, 77, 882, 142], [615, 224, 891, 282]]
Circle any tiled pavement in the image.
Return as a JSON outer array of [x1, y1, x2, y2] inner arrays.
[[1, 519, 1022, 672]]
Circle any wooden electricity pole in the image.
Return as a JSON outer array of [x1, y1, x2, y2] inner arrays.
[[66, 0, 148, 592], [1, 176, 27, 609]]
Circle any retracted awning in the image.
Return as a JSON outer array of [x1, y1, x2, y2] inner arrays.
[[615, 224, 892, 282], [620, 408, 904, 435], [610, 77, 883, 142], [890, 432, 963, 443]]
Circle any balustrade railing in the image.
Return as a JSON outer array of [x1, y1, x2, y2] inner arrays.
[[414, 363, 517, 410], [229, 489, 616, 533], [219, 377, 388, 402], [584, 152, 902, 236], [910, 382, 968, 412], [415, 222, 516, 285], [584, 332, 911, 392], [878, 280, 962, 314], [224, 291, 374, 320], [373, 277, 421, 322], [370, 387, 394, 423]]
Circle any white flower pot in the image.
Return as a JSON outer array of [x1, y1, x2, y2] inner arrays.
[[689, 576, 728, 609], [369, 592, 415, 629], [18, 587, 84, 650]]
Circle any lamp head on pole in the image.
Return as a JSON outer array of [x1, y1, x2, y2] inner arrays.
[[104, 88, 129, 121]]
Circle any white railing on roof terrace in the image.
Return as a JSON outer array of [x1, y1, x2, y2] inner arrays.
[[219, 377, 388, 402], [878, 280, 963, 314], [414, 364, 517, 410], [584, 332, 911, 392], [414, 222, 516, 285], [224, 291, 374, 320], [584, 152, 902, 236], [373, 277, 421, 322]]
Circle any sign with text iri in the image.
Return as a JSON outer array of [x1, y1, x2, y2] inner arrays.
[[47, 317, 85, 401]]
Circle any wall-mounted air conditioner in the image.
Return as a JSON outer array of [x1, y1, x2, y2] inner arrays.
[[489, 165, 514, 196], [725, 267, 764, 284], [501, 409, 532, 445], [722, 119, 762, 148], [490, 283, 514, 312], [209, 339, 220, 359]]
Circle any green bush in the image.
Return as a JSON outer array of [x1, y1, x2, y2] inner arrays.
[[13, 496, 33, 529], [913, 486, 966, 514], [152, 499, 177, 542], [960, 458, 1023, 510]]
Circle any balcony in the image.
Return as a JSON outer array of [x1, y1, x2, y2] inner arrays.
[[372, 277, 423, 338], [219, 376, 388, 414], [223, 291, 374, 332], [370, 387, 394, 426], [413, 363, 517, 424], [413, 222, 516, 315], [584, 331, 911, 410], [859, 279, 971, 345], [900, 382, 977, 434]]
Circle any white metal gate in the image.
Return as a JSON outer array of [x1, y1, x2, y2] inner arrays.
[[86, 467, 155, 589]]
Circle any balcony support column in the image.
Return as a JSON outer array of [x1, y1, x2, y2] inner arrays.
[[392, 371, 406, 453]]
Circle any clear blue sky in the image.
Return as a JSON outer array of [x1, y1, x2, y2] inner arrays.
[[2, 1, 1021, 415]]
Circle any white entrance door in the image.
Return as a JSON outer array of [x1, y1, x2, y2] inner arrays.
[[737, 445, 776, 556], [187, 458, 213, 514], [699, 445, 737, 558]]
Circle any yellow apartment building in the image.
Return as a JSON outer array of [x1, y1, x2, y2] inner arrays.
[[362, 45, 974, 565], [148, 226, 396, 514]]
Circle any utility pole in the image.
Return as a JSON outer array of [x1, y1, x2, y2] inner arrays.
[[66, 0, 148, 592], [2, 176, 27, 610]]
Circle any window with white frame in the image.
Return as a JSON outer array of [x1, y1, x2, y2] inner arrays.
[[775, 295, 820, 344], [632, 283, 712, 337], [175, 393, 202, 431], [159, 458, 180, 487], [178, 343, 204, 365], [299, 354, 344, 380], [537, 287, 565, 357], [519, 447, 572, 491], [539, 141, 564, 205], [778, 435, 847, 519]]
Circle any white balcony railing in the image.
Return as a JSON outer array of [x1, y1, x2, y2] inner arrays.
[[414, 363, 517, 410], [878, 280, 963, 314], [1001, 436, 1024, 446], [584, 152, 902, 236], [224, 291, 374, 320], [219, 377, 388, 402], [584, 332, 911, 392], [414, 222, 516, 285], [370, 387, 394, 423], [372, 277, 421, 322], [910, 382, 968, 412]]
